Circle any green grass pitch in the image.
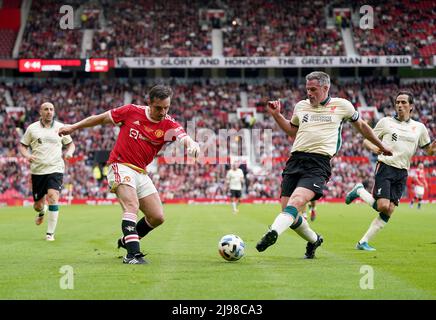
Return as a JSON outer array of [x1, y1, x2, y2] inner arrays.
[[0, 203, 435, 300]]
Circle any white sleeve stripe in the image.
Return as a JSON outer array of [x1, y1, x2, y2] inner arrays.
[[108, 110, 118, 125]]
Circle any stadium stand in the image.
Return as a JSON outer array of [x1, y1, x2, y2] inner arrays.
[[0, 0, 21, 58], [13, 0, 434, 60], [351, 0, 436, 64], [222, 0, 345, 56], [91, 0, 212, 58]]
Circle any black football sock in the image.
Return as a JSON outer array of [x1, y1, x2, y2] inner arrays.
[[122, 213, 140, 256], [136, 217, 154, 239]]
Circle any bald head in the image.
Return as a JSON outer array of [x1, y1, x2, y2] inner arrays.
[[39, 102, 55, 125], [40, 102, 54, 110]]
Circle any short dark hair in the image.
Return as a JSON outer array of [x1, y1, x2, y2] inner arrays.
[[149, 85, 173, 102], [395, 91, 414, 104]]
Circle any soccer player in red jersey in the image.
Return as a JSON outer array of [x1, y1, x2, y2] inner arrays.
[[58, 85, 200, 264], [409, 163, 428, 209]]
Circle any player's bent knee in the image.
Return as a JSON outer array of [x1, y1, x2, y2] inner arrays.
[[46, 192, 59, 204], [33, 203, 44, 212], [149, 214, 164, 227], [288, 196, 307, 209], [156, 215, 165, 226], [378, 203, 390, 214]]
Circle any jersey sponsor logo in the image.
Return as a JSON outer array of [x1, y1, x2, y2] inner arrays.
[[398, 134, 416, 143], [138, 132, 161, 145], [155, 129, 164, 138], [310, 114, 332, 122], [44, 136, 61, 143], [129, 128, 139, 139]]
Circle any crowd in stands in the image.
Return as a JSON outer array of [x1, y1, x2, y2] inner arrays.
[[221, 0, 344, 56], [17, 0, 433, 60], [92, 0, 212, 58], [0, 79, 434, 200], [19, 0, 83, 58], [350, 0, 435, 62], [361, 77, 435, 142]]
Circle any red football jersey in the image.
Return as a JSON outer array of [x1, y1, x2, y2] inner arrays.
[[108, 104, 187, 170], [414, 168, 427, 187]]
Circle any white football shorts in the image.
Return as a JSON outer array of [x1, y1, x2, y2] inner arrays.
[[414, 185, 425, 198], [107, 163, 157, 199]]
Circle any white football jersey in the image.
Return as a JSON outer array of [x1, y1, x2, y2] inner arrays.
[[290, 97, 359, 157], [374, 116, 431, 170], [20, 120, 73, 175], [226, 168, 244, 190]]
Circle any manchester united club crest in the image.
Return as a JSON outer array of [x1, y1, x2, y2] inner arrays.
[[155, 129, 164, 138]]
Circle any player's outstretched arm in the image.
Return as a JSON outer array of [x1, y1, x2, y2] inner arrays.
[[352, 119, 392, 156], [267, 100, 298, 138], [58, 111, 113, 136], [362, 139, 381, 154]]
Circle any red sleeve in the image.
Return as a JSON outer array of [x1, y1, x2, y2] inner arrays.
[[110, 104, 132, 124], [164, 120, 187, 142]]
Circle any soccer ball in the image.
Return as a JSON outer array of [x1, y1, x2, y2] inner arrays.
[[218, 234, 245, 261]]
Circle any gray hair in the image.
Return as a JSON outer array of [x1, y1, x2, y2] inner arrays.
[[305, 71, 330, 87]]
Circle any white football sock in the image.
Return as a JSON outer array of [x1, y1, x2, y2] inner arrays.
[[293, 217, 318, 243], [39, 204, 48, 215], [357, 187, 375, 207], [271, 213, 295, 235], [232, 202, 237, 211], [47, 208, 59, 234], [360, 216, 386, 244]]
